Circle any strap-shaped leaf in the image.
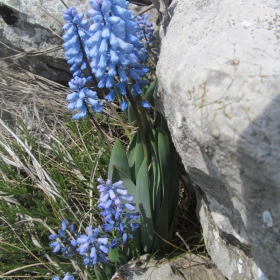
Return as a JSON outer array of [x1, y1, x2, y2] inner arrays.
[[136, 158, 154, 253], [127, 101, 136, 124], [144, 77, 157, 107], [108, 139, 131, 180], [157, 128, 171, 199], [155, 128, 171, 253], [127, 130, 144, 182], [154, 113, 169, 137], [147, 133, 161, 222]]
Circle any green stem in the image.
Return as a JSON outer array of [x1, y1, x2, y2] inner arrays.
[[126, 89, 148, 158]]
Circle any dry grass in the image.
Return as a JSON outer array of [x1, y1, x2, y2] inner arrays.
[[0, 62, 69, 139]]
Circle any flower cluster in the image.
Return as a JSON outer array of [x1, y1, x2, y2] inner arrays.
[[49, 220, 109, 265], [66, 76, 103, 119], [97, 178, 140, 243], [49, 178, 139, 279], [136, 14, 155, 46], [62, 7, 104, 119], [62, 0, 154, 119]]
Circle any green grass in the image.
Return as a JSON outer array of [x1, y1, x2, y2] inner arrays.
[[0, 114, 114, 279]]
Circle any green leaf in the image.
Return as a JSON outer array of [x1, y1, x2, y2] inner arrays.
[[109, 247, 127, 266], [155, 128, 172, 253], [136, 158, 154, 253], [154, 113, 170, 137], [147, 133, 161, 222], [127, 131, 137, 181], [127, 101, 136, 124], [127, 130, 144, 182], [108, 139, 131, 180], [157, 128, 171, 203], [144, 77, 157, 107], [101, 262, 115, 279]]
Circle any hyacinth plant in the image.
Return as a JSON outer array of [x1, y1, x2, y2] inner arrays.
[[48, 0, 180, 278]]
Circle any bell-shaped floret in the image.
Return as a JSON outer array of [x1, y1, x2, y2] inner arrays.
[[112, 20, 126, 40], [109, 49, 119, 63], [141, 101, 151, 109], [105, 90, 116, 102], [117, 52, 129, 66], [89, 22, 102, 33], [121, 100, 128, 111], [107, 16, 121, 25], [109, 33, 119, 49], [108, 61, 117, 76], [102, 26, 111, 39], [99, 39, 108, 54], [118, 67, 128, 82], [101, 0, 112, 14], [87, 9, 101, 17], [117, 38, 133, 53]]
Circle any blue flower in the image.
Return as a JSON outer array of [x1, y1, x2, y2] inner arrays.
[[66, 76, 103, 119], [49, 220, 76, 257], [50, 241, 62, 253], [76, 226, 109, 265], [97, 178, 140, 243], [62, 7, 89, 72], [140, 101, 151, 109], [63, 272, 75, 280], [52, 273, 75, 280]]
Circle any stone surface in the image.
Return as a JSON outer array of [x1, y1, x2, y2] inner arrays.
[[0, 0, 88, 83], [111, 254, 225, 280], [156, 0, 280, 279], [150, 0, 173, 38]]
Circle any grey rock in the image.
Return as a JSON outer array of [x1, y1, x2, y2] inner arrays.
[[150, 0, 173, 38], [111, 254, 225, 280], [156, 0, 280, 279], [0, 0, 90, 83]]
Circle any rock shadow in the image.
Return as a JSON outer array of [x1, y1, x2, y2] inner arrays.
[[236, 94, 280, 279]]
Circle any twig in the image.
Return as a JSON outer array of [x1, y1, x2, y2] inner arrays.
[[137, 4, 155, 15], [176, 232, 192, 280], [153, 230, 185, 253], [60, 0, 68, 9]]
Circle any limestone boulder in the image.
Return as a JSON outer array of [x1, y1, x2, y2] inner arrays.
[[156, 0, 280, 279]]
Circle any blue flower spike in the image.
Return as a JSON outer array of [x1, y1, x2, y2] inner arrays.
[[62, 0, 154, 118], [97, 178, 140, 243]]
